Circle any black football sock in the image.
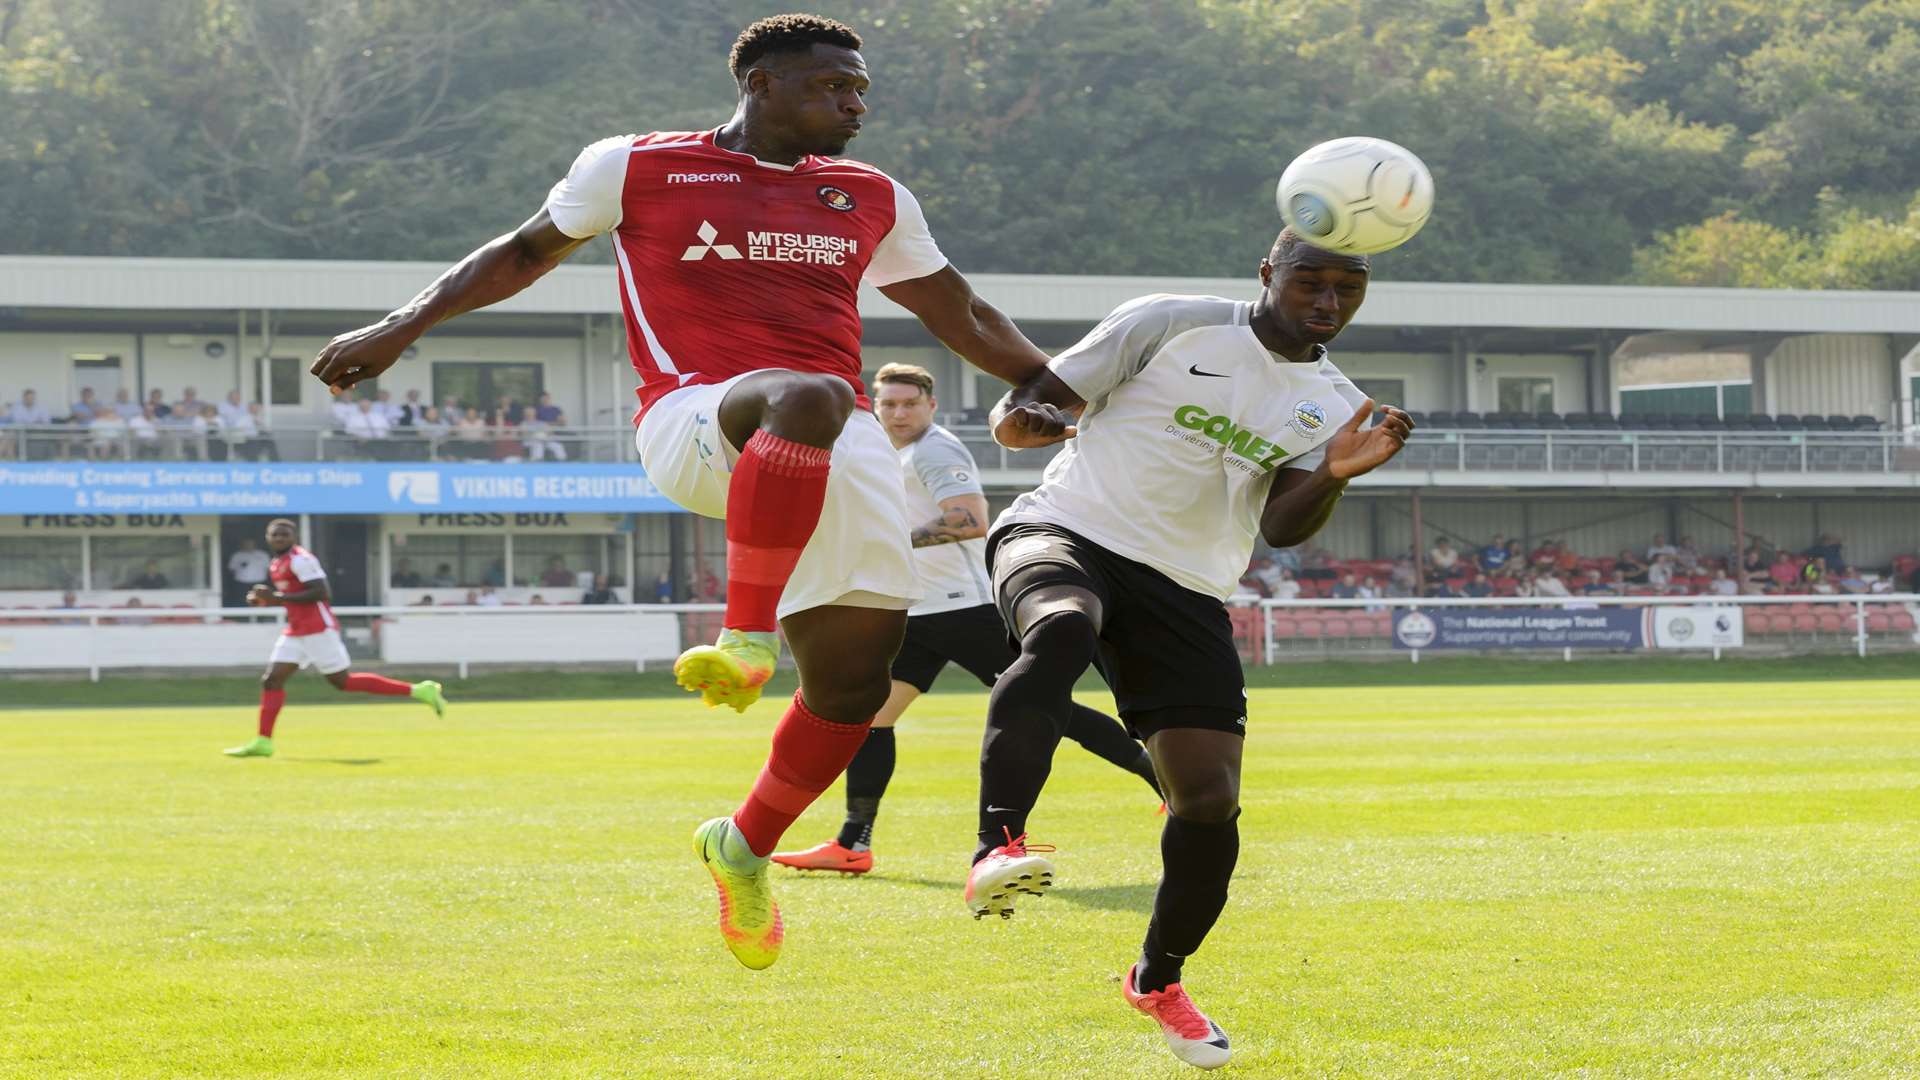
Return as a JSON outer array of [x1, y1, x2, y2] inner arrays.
[[836, 726, 895, 851], [976, 612, 1097, 862], [1137, 811, 1240, 993], [1064, 704, 1162, 797]]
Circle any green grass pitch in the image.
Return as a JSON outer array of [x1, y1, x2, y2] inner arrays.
[[4, 675, 1918, 1078]]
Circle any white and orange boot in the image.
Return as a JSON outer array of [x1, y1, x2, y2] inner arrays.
[[1122, 963, 1232, 1069], [771, 840, 873, 875], [963, 829, 1055, 920]]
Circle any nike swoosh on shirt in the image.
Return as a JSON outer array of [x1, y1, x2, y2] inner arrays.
[[1188, 364, 1230, 378]]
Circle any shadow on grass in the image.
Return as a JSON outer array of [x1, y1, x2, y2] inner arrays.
[[1050, 882, 1156, 914], [282, 757, 385, 766]]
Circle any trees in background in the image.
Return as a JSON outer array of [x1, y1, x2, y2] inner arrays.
[[3, 0, 1916, 287]]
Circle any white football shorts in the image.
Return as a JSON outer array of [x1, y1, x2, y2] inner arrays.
[[637, 371, 921, 620], [268, 629, 351, 675]]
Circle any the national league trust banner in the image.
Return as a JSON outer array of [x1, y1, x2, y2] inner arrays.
[[1392, 605, 1744, 651]]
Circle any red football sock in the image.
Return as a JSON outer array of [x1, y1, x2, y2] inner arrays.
[[732, 691, 872, 856], [342, 672, 413, 696], [258, 688, 285, 738], [724, 430, 832, 633]]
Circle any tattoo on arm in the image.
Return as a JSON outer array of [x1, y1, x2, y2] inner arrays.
[[911, 505, 982, 548]]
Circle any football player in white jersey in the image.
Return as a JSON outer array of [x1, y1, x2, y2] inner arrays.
[[772, 364, 1159, 875], [964, 228, 1414, 1069]]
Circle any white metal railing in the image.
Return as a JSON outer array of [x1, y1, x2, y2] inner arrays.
[[0, 603, 725, 682], [1243, 593, 1920, 664], [7, 422, 1911, 474]]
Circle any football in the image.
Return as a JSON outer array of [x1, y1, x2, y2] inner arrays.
[[1276, 137, 1434, 255]]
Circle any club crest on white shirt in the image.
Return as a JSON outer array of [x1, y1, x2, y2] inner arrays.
[[1290, 399, 1327, 437]]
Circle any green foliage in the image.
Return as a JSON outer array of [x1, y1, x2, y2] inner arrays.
[[1, 0, 1915, 286]]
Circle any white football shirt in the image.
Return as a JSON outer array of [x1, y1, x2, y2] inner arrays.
[[993, 294, 1367, 600], [900, 424, 994, 616]]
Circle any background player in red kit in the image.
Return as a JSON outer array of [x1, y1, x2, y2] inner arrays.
[[306, 15, 1057, 969], [224, 519, 446, 758]]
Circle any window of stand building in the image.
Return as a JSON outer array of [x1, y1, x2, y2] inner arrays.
[[630, 515, 676, 601], [391, 535, 506, 589], [0, 536, 84, 590], [94, 535, 205, 590], [1352, 378, 1407, 408], [511, 535, 606, 589], [1497, 376, 1555, 415]]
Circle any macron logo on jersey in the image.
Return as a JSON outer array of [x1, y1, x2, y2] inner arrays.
[[666, 172, 742, 184], [681, 221, 743, 261]]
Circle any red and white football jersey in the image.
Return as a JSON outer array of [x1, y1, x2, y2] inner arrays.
[[543, 129, 949, 420], [269, 545, 337, 637]]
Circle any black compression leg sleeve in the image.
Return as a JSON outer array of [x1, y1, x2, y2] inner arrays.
[[1137, 811, 1241, 993], [976, 611, 1098, 862], [1064, 705, 1161, 797]]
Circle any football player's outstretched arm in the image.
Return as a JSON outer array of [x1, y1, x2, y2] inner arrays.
[[1261, 400, 1414, 547], [911, 492, 990, 547], [310, 210, 593, 394], [988, 370, 1082, 450], [880, 266, 1054, 387]]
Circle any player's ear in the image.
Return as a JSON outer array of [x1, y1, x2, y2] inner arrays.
[[1258, 259, 1274, 287]]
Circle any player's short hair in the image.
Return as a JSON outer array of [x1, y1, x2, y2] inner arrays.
[[1269, 226, 1370, 271], [266, 518, 296, 533], [873, 362, 935, 398], [729, 13, 862, 80]]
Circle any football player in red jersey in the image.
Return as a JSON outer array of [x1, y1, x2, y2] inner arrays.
[[307, 15, 1057, 969], [224, 519, 446, 758]]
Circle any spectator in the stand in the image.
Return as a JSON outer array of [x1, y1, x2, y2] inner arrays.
[[145, 388, 172, 421], [1296, 543, 1335, 581], [125, 559, 170, 589], [1534, 571, 1571, 598], [1270, 545, 1301, 576], [1330, 573, 1360, 600], [475, 586, 503, 607], [1580, 569, 1612, 596], [1673, 535, 1701, 573], [584, 574, 619, 605], [1388, 556, 1417, 591], [174, 387, 204, 418], [1767, 552, 1799, 592], [440, 393, 461, 417], [1498, 539, 1524, 575], [483, 559, 506, 587], [128, 404, 161, 458], [396, 389, 426, 426], [539, 556, 574, 588], [1607, 568, 1632, 593], [416, 405, 449, 439], [1382, 570, 1413, 599], [1708, 568, 1739, 596], [228, 402, 278, 461], [13, 388, 50, 425], [59, 590, 82, 610], [1553, 543, 1580, 577], [1614, 547, 1649, 583], [187, 404, 222, 461], [218, 390, 248, 428], [372, 389, 401, 425], [1836, 565, 1870, 594], [1806, 533, 1843, 566], [1358, 576, 1383, 612], [463, 589, 480, 605], [528, 594, 549, 606], [1462, 572, 1493, 598], [1271, 569, 1302, 600], [228, 537, 270, 595], [112, 387, 140, 419], [329, 392, 358, 428], [392, 559, 424, 588], [430, 563, 457, 588], [413, 594, 436, 606], [1646, 553, 1674, 590], [1428, 538, 1461, 578], [1478, 534, 1508, 574], [1248, 557, 1282, 596], [654, 571, 674, 603], [452, 407, 489, 460], [1425, 577, 1459, 598], [344, 400, 390, 459], [88, 408, 127, 459], [1646, 532, 1678, 561], [525, 392, 568, 461], [69, 387, 100, 423], [1742, 544, 1771, 591], [1800, 556, 1829, 590], [1529, 540, 1560, 572]]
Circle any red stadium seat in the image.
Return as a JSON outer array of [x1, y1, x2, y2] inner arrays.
[[1294, 616, 1324, 637], [1792, 613, 1818, 633], [1321, 615, 1351, 638], [1867, 613, 1891, 633], [1815, 612, 1847, 634], [1893, 611, 1917, 633]]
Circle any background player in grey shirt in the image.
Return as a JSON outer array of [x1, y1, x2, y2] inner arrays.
[[773, 363, 1159, 875]]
